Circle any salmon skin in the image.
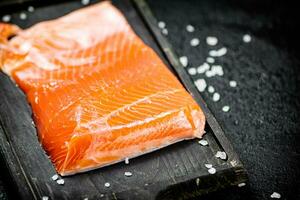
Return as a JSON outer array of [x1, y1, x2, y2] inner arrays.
[[0, 2, 205, 176]]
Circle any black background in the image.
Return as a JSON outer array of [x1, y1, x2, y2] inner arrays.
[[1, 0, 300, 199]]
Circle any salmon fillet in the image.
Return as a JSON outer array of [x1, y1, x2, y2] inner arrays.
[[0, 2, 205, 176]]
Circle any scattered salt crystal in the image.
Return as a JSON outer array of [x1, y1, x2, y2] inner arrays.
[[144, 183, 149, 186], [229, 80, 237, 87], [124, 172, 133, 177], [104, 182, 110, 188], [238, 182, 246, 187], [51, 174, 59, 181], [83, 198, 88, 200], [197, 62, 210, 74], [186, 24, 195, 32], [209, 47, 227, 57], [158, 21, 166, 29], [243, 34, 251, 43], [188, 67, 197, 75], [56, 179, 64, 185], [28, 6, 34, 12], [208, 86, 215, 93], [270, 192, 281, 199], [81, 0, 90, 5], [179, 56, 188, 67], [222, 106, 230, 112], [19, 12, 27, 20], [194, 79, 207, 92], [206, 36, 218, 46], [125, 157, 129, 164], [206, 57, 215, 64], [195, 178, 200, 186], [190, 38, 200, 47], [198, 139, 208, 146], [162, 28, 168, 35], [42, 196, 49, 200], [100, 194, 104, 197], [211, 65, 224, 76], [208, 167, 216, 174], [205, 164, 213, 169], [215, 151, 227, 160], [2, 15, 11, 22], [212, 92, 220, 102]]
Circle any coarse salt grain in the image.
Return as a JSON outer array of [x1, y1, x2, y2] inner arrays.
[[243, 34, 251, 43], [222, 106, 230, 112], [211, 65, 224, 76], [190, 38, 200, 47], [206, 36, 218, 46], [205, 164, 213, 169], [81, 0, 90, 5], [188, 67, 197, 75], [100, 194, 104, 197], [186, 24, 195, 32], [51, 174, 59, 181], [2, 15, 11, 22], [198, 139, 208, 146], [179, 56, 188, 67], [270, 192, 281, 199], [124, 172, 133, 177], [197, 62, 210, 74], [238, 183, 246, 187], [215, 151, 227, 160], [229, 80, 237, 87], [158, 21, 166, 29], [56, 179, 64, 185], [125, 157, 129, 164], [206, 57, 215, 64], [42, 196, 49, 200], [208, 167, 216, 174], [209, 47, 227, 57], [194, 79, 207, 92], [28, 6, 34, 12], [162, 28, 168, 35], [195, 178, 200, 186], [19, 12, 27, 20], [212, 92, 220, 102], [208, 86, 215, 93], [83, 198, 88, 200], [104, 182, 110, 188]]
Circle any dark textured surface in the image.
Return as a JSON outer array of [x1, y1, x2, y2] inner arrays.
[[1, 0, 300, 199]]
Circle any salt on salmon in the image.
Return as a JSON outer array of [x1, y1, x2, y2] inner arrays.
[[0, 2, 205, 176]]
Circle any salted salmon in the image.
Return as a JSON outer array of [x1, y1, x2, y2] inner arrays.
[[0, 2, 205, 175]]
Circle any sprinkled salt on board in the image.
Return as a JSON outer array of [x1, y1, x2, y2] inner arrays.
[[195, 178, 200, 186], [205, 164, 213, 169], [100, 194, 104, 197], [2, 15, 11, 22], [238, 182, 246, 187], [206, 57, 215, 63], [208, 86, 215, 93], [124, 172, 133, 177], [186, 24, 195, 32], [212, 92, 220, 102], [208, 167, 216, 174], [158, 21, 166, 29], [104, 182, 110, 188], [222, 106, 230, 112], [162, 28, 168, 35], [197, 62, 210, 74], [81, 0, 90, 5], [42, 196, 49, 200], [56, 179, 64, 185], [51, 174, 59, 181], [188, 67, 197, 75], [83, 198, 88, 200], [125, 157, 129, 164], [209, 47, 227, 57], [194, 79, 207, 92], [243, 34, 251, 43], [19, 12, 27, 20], [179, 56, 188, 67], [229, 80, 237, 87], [198, 139, 208, 146], [190, 38, 200, 47], [206, 36, 218, 46], [215, 151, 227, 160], [28, 6, 34, 12], [270, 192, 281, 199]]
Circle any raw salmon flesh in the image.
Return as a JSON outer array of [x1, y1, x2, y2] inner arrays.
[[0, 2, 205, 175]]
